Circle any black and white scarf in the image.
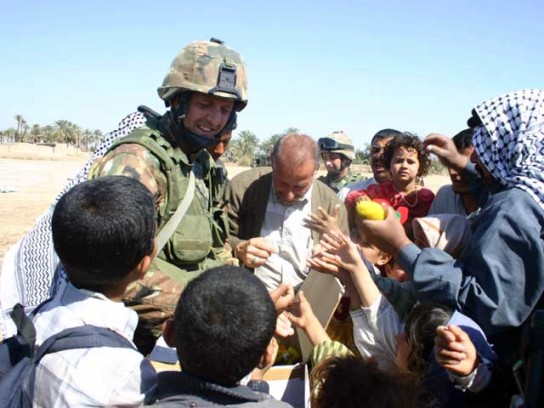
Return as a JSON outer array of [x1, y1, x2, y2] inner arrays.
[[0, 112, 146, 337], [472, 89, 544, 210]]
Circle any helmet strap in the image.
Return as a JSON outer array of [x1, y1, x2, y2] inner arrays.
[[168, 92, 237, 154]]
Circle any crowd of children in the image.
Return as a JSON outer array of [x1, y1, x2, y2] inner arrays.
[[1, 87, 543, 407]]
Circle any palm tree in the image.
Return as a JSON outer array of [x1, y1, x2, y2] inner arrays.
[[30, 124, 41, 143], [14, 114, 24, 142], [230, 130, 259, 165], [55, 120, 77, 145]]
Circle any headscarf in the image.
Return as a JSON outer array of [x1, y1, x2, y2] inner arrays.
[[412, 214, 472, 259], [471, 89, 544, 210]]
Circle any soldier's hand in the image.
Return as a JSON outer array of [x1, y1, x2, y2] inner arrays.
[[236, 237, 278, 268]]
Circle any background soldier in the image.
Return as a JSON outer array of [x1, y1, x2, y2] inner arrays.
[[317, 131, 363, 193], [89, 38, 248, 353]]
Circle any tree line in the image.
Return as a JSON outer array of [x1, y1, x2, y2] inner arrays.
[[1, 115, 104, 151], [1, 115, 378, 167]]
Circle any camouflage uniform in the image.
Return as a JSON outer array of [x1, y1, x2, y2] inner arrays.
[[88, 39, 248, 353], [317, 169, 364, 193], [317, 131, 364, 193]]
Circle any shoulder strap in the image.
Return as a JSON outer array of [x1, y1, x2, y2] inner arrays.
[[34, 325, 135, 361], [27, 326, 135, 406], [155, 170, 196, 254]]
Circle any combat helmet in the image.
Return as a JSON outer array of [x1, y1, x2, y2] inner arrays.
[[158, 38, 248, 111], [318, 131, 356, 161]]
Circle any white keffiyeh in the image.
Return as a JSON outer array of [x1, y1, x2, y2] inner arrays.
[[472, 89, 544, 210], [0, 111, 146, 337]]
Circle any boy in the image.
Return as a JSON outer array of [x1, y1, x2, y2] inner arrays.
[[31, 176, 157, 406], [147, 265, 292, 407]]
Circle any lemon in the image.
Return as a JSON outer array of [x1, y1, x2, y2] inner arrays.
[[355, 200, 386, 220]]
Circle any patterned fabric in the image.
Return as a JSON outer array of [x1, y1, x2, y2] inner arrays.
[[32, 282, 157, 407], [0, 112, 146, 337], [473, 88, 544, 210], [310, 340, 352, 369], [317, 170, 365, 194], [412, 214, 472, 259]]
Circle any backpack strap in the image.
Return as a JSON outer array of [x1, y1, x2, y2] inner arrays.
[[23, 325, 136, 406]]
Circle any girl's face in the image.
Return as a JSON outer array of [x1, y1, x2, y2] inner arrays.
[[390, 146, 419, 186]]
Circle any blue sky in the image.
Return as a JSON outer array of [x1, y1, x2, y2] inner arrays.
[[1, 0, 543, 149]]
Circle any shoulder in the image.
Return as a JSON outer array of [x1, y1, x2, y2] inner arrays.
[[228, 167, 272, 191]]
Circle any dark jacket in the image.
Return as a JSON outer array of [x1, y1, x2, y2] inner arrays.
[[225, 167, 349, 251], [145, 371, 292, 407]]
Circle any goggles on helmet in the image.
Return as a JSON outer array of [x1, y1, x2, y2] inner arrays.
[[318, 137, 353, 151]]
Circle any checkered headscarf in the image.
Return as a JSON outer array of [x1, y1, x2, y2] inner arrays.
[[472, 89, 544, 210]]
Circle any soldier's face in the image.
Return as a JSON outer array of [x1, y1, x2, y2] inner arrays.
[[321, 152, 343, 174], [184, 93, 235, 139]]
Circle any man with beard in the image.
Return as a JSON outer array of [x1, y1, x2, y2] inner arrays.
[[224, 133, 348, 291], [338, 128, 402, 201]]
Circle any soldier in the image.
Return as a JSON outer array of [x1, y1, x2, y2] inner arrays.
[[317, 131, 363, 193], [88, 38, 248, 353]]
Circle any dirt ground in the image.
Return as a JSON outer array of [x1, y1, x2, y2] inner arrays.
[[0, 143, 450, 266]]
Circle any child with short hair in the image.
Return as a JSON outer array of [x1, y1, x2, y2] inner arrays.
[[147, 265, 292, 407], [31, 176, 158, 407], [346, 133, 435, 239]]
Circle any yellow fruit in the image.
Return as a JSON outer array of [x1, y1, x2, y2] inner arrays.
[[355, 200, 386, 220]]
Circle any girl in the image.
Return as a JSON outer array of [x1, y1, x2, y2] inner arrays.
[[346, 133, 435, 239]]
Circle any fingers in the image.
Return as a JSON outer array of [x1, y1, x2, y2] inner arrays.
[[270, 283, 295, 312], [275, 311, 295, 337]]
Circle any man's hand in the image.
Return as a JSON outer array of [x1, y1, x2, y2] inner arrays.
[[358, 204, 411, 256], [424, 133, 469, 172], [235, 237, 278, 268], [435, 324, 479, 376]]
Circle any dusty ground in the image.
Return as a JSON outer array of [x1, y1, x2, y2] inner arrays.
[[0, 143, 450, 266]]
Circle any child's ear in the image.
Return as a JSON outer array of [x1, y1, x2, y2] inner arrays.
[[162, 318, 176, 348], [376, 252, 392, 267], [135, 238, 158, 278]]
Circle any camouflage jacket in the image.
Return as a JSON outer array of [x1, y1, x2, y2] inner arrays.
[[89, 114, 232, 282], [317, 169, 365, 194]]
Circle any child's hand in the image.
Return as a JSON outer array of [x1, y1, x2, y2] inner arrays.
[[318, 230, 362, 274], [270, 283, 295, 313], [303, 204, 341, 236], [274, 311, 294, 338], [434, 324, 479, 376]]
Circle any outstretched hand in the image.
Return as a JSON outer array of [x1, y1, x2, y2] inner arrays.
[[303, 204, 342, 236]]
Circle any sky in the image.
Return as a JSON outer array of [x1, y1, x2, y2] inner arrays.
[[2, 0, 544, 150]]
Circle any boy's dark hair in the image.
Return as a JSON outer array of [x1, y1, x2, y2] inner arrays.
[[173, 266, 276, 386], [311, 355, 419, 408], [371, 128, 403, 145], [52, 176, 156, 292], [383, 132, 432, 177], [404, 303, 452, 378], [452, 128, 473, 151]]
